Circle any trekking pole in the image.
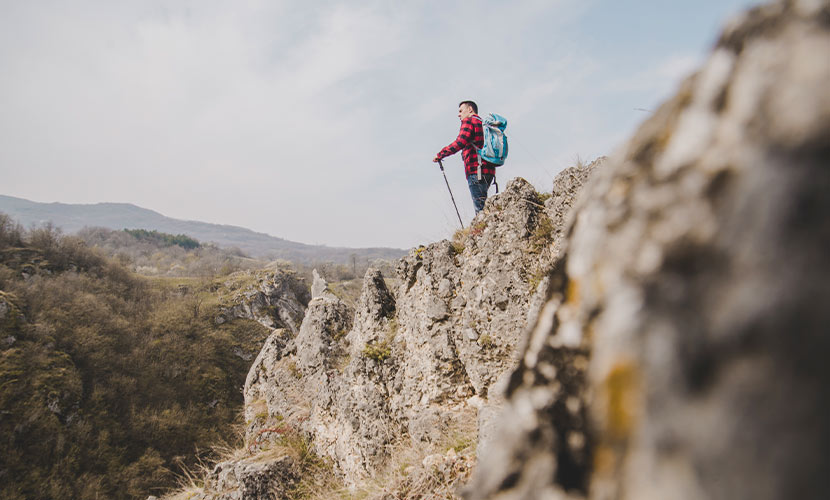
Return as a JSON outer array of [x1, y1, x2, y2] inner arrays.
[[437, 160, 464, 229]]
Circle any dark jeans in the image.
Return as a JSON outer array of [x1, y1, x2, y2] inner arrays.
[[467, 173, 494, 213]]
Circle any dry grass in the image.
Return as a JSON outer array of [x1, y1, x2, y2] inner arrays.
[[161, 419, 331, 499], [328, 278, 364, 306], [162, 404, 479, 500], [160, 418, 250, 499], [328, 405, 480, 500], [528, 212, 554, 254], [164, 457, 209, 500], [451, 229, 468, 255], [162, 485, 204, 500]]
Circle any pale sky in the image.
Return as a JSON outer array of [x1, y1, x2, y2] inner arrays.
[[0, 0, 761, 249]]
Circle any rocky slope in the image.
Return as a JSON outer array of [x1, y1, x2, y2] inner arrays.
[[173, 165, 600, 498], [163, 1, 829, 498]]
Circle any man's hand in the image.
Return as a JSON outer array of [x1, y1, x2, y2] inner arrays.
[[433, 155, 440, 163]]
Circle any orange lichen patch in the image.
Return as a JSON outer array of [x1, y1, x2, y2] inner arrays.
[[604, 361, 641, 442], [566, 278, 580, 306], [593, 444, 618, 476]]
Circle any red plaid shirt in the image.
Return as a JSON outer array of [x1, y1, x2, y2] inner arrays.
[[437, 114, 496, 177]]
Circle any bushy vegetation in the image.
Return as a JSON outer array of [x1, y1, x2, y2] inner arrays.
[[362, 339, 392, 362], [0, 213, 24, 249], [0, 215, 273, 499], [77, 226, 265, 277], [123, 229, 201, 250]]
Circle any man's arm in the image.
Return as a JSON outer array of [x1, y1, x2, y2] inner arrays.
[[434, 118, 475, 162]]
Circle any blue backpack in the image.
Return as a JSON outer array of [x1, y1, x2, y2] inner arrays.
[[478, 113, 508, 167]]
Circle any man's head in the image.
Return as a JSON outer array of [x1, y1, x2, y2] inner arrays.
[[458, 100, 478, 120]]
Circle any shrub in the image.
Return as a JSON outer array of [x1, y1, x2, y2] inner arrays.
[[124, 229, 201, 250], [362, 340, 392, 362], [0, 213, 24, 249], [451, 230, 467, 255], [478, 334, 494, 349], [528, 213, 554, 254]]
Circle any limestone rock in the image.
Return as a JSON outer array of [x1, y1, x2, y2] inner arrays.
[[311, 268, 338, 300], [226, 172, 600, 491], [346, 268, 396, 352], [466, 1, 830, 499], [218, 269, 310, 334], [193, 455, 299, 500], [299, 272, 400, 484], [546, 157, 605, 256], [294, 296, 353, 374]]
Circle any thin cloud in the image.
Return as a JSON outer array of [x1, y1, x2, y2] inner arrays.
[[1, 0, 762, 249]]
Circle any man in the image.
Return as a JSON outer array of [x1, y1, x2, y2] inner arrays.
[[433, 100, 495, 213]]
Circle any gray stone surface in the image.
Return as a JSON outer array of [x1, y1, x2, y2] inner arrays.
[[546, 158, 605, 258], [310, 268, 339, 300], [194, 455, 299, 500], [218, 269, 310, 334]]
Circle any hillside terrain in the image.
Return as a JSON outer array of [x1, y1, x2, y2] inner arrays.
[[0, 219, 311, 499], [158, 1, 829, 499], [75, 226, 268, 277], [0, 195, 406, 265]]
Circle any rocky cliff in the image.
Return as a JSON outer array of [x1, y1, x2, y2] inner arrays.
[[175, 165, 600, 499], [215, 268, 311, 335], [164, 1, 829, 498]]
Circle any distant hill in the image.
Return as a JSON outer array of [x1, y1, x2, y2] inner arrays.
[[0, 194, 407, 264]]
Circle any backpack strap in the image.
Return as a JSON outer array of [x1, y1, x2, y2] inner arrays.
[[475, 115, 483, 180]]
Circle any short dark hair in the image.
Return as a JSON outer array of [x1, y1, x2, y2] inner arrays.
[[459, 100, 478, 114]]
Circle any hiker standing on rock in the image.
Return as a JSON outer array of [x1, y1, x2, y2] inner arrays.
[[433, 101, 496, 213]]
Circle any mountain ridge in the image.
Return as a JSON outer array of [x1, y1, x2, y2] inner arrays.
[[0, 194, 406, 264]]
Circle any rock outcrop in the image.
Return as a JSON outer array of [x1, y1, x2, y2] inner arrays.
[[467, 1, 830, 499], [183, 168, 599, 499], [162, 2, 830, 499], [199, 456, 300, 500], [249, 177, 574, 480], [216, 268, 310, 334]]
